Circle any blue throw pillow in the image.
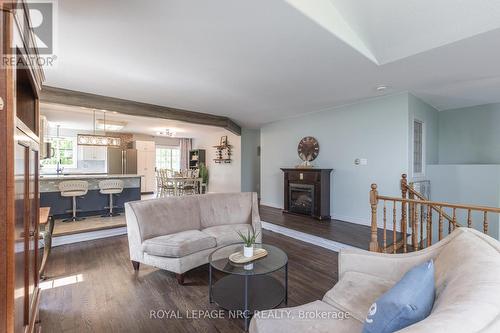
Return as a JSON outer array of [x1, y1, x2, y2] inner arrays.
[[362, 260, 435, 333]]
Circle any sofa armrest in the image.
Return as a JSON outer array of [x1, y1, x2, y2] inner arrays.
[[125, 203, 145, 262], [251, 192, 263, 243]]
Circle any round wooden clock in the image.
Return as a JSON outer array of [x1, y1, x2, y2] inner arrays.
[[297, 136, 319, 162]]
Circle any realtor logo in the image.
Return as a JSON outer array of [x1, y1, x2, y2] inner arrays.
[[26, 2, 54, 54], [2, 1, 57, 68]]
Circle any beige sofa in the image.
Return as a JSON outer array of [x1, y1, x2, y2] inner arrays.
[[250, 228, 500, 333], [125, 192, 261, 284]]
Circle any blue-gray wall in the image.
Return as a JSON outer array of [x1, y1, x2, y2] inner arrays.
[[241, 128, 261, 195], [439, 103, 500, 164], [260, 93, 410, 226]]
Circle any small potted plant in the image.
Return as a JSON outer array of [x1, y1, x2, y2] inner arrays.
[[237, 227, 260, 258]]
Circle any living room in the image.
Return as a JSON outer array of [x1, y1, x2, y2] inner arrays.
[[1, 1, 500, 333]]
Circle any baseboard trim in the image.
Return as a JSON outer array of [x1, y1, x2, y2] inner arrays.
[[261, 221, 359, 252], [52, 227, 128, 247]]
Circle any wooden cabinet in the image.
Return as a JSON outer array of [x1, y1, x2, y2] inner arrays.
[[0, 2, 44, 332], [133, 141, 156, 193]]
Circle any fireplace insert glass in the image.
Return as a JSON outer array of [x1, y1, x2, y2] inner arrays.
[[289, 183, 315, 215]]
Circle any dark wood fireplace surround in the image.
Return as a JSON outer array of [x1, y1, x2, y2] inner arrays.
[[281, 168, 333, 220]]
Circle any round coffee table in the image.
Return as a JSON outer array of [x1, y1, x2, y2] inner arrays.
[[208, 243, 288, 331]]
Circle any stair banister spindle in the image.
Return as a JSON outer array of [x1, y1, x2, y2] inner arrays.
[[383, 201, 387, 253], [420, 204, 424, 249], [369, 184, 379, 252], [427, 204, 432, 247], [392, 201, 397, 254], [467, 209, 472, 228], [452, 208, 457, 233], [415, 203, 420, 251], [401, 174, 408, 253], [438, 206, 444, 241], [484, 211, 488, 234]]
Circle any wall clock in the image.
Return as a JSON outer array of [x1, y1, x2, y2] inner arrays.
[[297, 136, 320, 163]]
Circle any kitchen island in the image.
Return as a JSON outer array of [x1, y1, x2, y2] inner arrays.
[[40, 174, 142, 218]]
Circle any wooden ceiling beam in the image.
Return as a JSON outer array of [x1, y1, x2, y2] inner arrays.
[[39, 85, 241, 135]]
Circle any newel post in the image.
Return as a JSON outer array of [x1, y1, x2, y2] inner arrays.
[[401, 174, 408, 252], [369, 184, 379, 252]]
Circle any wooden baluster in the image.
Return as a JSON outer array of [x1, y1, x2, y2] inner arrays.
[[438, 206, 443, 241], [452, 208, 457, 232], [427, 204, 432, 248], [401, 174, 408, 253], [383, 201, 387, 253], [392, 201, 397, 254], [369, 184, 379, 252], [420, 204, 424, 249], [467, 209, 472, 228], [484, 211, 488, 235], [409, 191, 417, 250], [414, 203, 419, 251]]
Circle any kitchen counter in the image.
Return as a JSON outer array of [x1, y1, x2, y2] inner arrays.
[[40, 174, 142, 180], [40, 174, 142, 218]]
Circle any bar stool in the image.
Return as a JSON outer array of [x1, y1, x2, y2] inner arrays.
[[99, 179, 124, 217], [59, 180, 89, 222]]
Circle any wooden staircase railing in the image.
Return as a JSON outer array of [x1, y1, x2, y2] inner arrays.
[[369, 174, 500, 253]]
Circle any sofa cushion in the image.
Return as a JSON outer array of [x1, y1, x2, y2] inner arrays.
[[396, 230, 500, 333], [198, 193, 253, 228], [323, 271, 395, 322], [361, 260, 435, 333], [128, 196, 201, 241], [249, 300, 361, 333], [142, 230, 216, 258], [202, 224, 252, 246]]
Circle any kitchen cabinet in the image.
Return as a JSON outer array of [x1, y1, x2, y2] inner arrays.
[[133, 141, 156, 193], [78, 145, 106, 160]]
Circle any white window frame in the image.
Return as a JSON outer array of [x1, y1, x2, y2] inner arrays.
[[411, 118, 426, 178], [155, 145, 181, 171], [41, 136, 78, 170]]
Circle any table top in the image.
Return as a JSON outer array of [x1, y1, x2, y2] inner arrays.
[[40, 207, 51, 225], [209, 243, 288, 276]]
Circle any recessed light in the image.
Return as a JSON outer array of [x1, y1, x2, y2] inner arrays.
[[375, 85, 389, 93]]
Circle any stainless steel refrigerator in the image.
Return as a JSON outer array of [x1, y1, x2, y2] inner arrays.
[[107, 148, 138, 174]]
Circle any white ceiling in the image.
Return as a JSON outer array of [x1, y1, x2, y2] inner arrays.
[[43, 0, 500, 128], [40, 102, 223, 138]]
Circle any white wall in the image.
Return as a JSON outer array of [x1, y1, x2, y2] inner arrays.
[[241, 128, 261, 195], [427, 165, 500, 240], [192, 130, 241, 193], [260, 93, 410, 226]]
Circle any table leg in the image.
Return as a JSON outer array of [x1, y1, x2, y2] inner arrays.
[[209, 264, 213, 304], [39, 216, 55, 280], [285, 263, 288, 305], [244, 275, 249, 332]]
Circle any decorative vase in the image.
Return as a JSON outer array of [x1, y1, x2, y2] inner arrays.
[[243, 245, 254, 258]]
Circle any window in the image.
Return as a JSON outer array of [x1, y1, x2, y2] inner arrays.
[[156, 146, 180, 171], [41, 137, 77, 169], [413, 119, 425, 176]]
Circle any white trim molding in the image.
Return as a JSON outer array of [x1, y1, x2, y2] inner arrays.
[[261, 221, 359, 252], [52, 227, 127, 247]]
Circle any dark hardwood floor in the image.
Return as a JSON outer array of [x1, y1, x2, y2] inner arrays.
[[39, 230, 338, 333], [260, 205, 400, 249]]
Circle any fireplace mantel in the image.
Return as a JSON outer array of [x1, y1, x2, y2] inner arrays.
[[280, 168, 333, 220]]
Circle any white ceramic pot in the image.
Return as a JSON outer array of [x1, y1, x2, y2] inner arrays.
[[243, 245, 254, 258]]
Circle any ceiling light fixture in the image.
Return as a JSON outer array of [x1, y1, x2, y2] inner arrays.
[[156, 129, 176, 137], [96, 119, 127, 131], [375, 85, 390, 93], [77, 109, 122, 147]]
